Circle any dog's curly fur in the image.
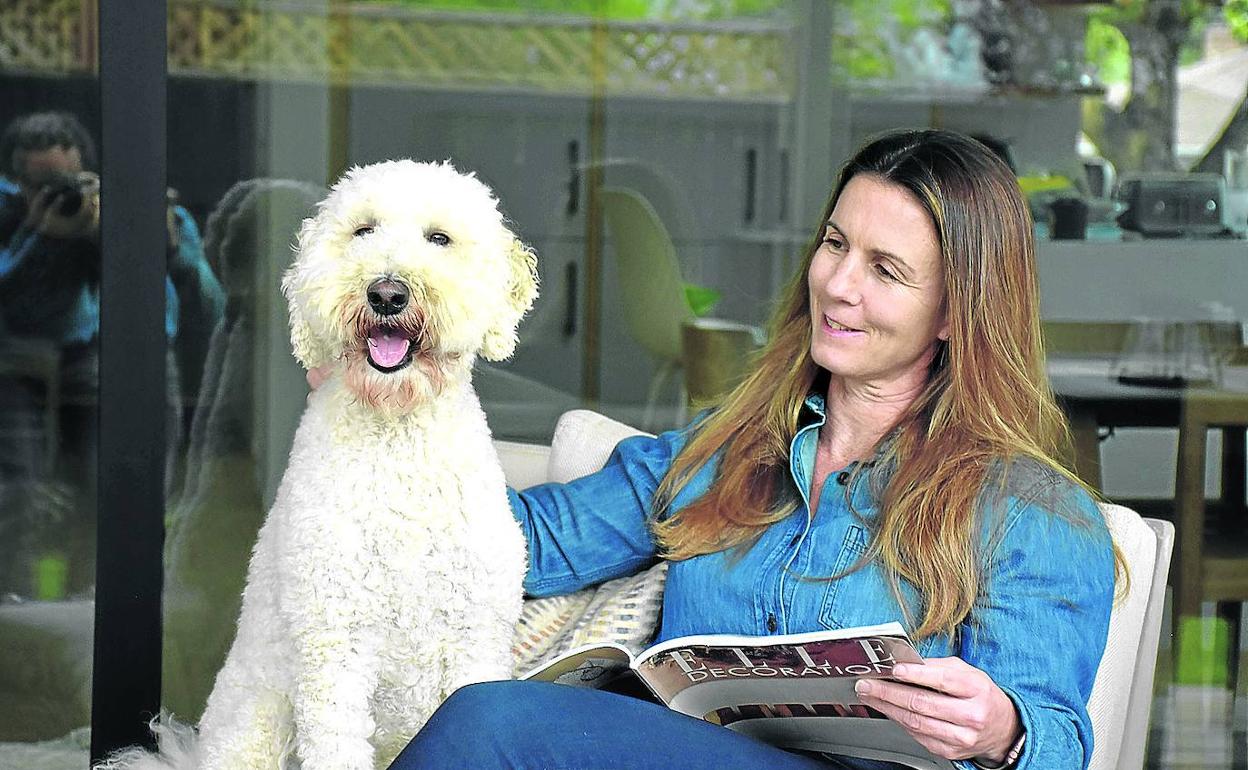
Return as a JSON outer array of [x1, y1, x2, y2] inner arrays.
[[98, 160, 537, 770]]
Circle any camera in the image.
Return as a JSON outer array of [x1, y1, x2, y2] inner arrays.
[[41, 171, 96, 217], [1114, 172, 1226, 238]]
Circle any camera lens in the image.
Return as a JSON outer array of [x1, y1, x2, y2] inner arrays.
[[56, 187, 84, 217], [41, 172, 88, 217]]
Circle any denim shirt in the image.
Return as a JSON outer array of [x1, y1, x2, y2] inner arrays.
[[509, 395, 1115, 770]]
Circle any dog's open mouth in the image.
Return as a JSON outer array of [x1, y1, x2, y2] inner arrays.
[[366, 328, 415, 373]]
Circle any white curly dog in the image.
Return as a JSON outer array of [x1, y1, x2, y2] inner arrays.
[[100, 160, 537, 770]]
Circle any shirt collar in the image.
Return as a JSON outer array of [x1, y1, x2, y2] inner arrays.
[[800, 392, 827, 425], [796, 391, 900, 469]]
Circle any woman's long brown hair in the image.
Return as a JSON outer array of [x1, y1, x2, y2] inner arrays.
[[650, 129, 1126, 640]]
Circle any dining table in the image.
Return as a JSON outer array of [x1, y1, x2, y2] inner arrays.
[[1047, 355, 1248, 626]]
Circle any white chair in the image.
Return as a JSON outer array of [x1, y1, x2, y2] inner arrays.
[[1087, 505, 1174, 770], [496, 409, 1176, 770]]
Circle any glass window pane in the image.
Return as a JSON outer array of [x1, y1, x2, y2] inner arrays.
[[0, 0, 100, 760], [157, 0, 1248, 763], [2, 0, 1241, 764]]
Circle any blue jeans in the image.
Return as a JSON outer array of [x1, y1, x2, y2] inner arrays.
[[387, 680, 899, 770]]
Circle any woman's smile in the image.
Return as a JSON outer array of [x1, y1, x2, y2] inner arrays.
[[821, 315, 866, 336]]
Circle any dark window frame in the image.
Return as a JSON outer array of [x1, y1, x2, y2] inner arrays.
[[89, 0, 168, 761]]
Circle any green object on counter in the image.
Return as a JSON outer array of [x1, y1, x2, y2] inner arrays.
[[34, 552, 68, 600]]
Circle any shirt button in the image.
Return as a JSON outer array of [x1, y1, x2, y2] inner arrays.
[[766, 614, 778, 633], [836, 471, 850, 485]]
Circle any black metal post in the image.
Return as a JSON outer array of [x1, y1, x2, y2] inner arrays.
[[90, 0, 168, 762]]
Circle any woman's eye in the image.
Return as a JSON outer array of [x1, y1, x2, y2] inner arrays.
[[426, 231, 451, 247], [353, 225, 375, 237], [874, 263, 897, 281], [823, 235, 844, 250]]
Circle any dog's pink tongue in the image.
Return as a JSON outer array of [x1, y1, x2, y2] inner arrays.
[[367, 330, 411, 368]]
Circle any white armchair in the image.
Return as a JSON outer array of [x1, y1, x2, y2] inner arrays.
[[497, 409, 1175, 770], [1087, 506, 1174, 770]]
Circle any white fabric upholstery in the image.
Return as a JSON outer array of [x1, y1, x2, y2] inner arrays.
[[495, 412, 1175, 770], [546, 409, 651, 483], [493, 439, 552, 491], [1089, 506, 1174, 770], [1086, 504, 1152, 768]]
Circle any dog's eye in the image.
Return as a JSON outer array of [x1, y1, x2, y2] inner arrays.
[[426, 231, 451, 247], [353, 225, 375, 237]]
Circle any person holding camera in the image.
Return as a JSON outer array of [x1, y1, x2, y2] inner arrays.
[[0, 112, 104, 349], [0, 111, 224, 595]]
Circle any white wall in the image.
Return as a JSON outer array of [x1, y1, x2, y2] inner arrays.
[[1039, 240, 1248, 321]]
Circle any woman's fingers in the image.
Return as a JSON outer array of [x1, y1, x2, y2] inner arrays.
[[854, 677, 983, 731], [856, 693, 978, 757], [855, 685, 978, 750], [853, 657, 1020, 763], [891, 658, 983, 698]]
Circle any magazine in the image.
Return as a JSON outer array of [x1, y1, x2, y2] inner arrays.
[[522, 621, 956, 770]]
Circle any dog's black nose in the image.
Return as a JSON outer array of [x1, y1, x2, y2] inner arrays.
[[367, 278, 409, 316]]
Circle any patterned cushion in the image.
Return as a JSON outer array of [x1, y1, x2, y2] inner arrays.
[[509, 410, 665, 675], [511, 563, 668, 676]]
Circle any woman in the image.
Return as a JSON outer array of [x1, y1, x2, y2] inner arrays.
[[387, 129, 1119, 769]]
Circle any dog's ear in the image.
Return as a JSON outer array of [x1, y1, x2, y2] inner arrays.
[[282, 274, 335, 371], [282, 218, 336, 370], [480, 237, 539, 362]]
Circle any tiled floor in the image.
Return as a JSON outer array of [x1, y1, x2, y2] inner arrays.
[[1148, 685, 1247, 769], [1146, 593, 1247, 770]]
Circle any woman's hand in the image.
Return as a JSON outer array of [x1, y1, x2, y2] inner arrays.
[[854, 657, 1021, 766], [306, 365, 332, 390]]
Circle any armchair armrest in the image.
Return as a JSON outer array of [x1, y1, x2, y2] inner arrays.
[[494, 439, 552, 490]]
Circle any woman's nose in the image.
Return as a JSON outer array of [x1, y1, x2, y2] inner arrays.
[[822, 254, 863, 304]]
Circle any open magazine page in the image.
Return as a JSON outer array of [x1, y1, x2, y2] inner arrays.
[[628, 624, 949, 768], [631, 622, 920, 706], [523, 621, 950, 768], [521, 642, 635, 688]]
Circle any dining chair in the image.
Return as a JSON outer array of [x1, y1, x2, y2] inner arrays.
[[599, 186, 763, 428], [1168, 332, 1248, 690], [1173, 387, 1248, 622]]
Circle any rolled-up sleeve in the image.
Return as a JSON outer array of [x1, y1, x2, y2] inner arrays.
[[510, 427, 692, 597], [956, 477, 1115, 770]]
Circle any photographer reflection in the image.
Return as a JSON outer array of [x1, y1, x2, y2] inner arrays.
[[0, 111, 224, 596], [0, 113, 101, 348]]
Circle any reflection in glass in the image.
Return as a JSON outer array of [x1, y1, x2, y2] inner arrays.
[[1, 0, 1244, 764], [163, 179, 322, 720], [0, 13, 101, 749]]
